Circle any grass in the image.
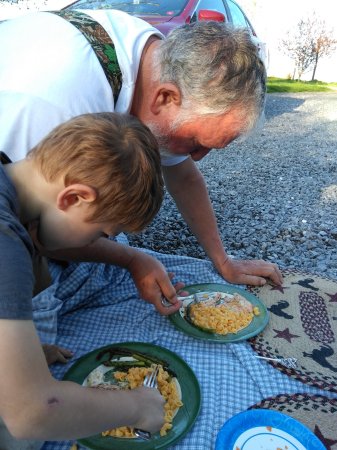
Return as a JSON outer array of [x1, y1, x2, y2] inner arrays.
[[267, 77, 337, 93]]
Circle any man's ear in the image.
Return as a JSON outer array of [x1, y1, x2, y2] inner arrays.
[[150, 83, 181, 115], [56, 184, 97, 211]]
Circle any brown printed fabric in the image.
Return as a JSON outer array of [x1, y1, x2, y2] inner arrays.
[[248, 393, 337, 449], [52, 10, 122, 104], [248, 268, 337, 393]]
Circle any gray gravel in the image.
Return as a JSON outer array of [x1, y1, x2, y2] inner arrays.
[[128, 92, 337, 281]]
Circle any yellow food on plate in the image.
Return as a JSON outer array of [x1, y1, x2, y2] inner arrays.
[[102, 365, 183, 438], [187, 292, 260, 335]]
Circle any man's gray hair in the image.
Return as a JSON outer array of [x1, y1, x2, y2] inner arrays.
[[153, 21, 266, 134]]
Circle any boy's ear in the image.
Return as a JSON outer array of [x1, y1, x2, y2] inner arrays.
[[150, 83, 181, 115], [56, 184, 97, 211]]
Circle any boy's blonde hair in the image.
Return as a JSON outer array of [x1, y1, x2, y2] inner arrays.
[[28, 113, 163, 232]]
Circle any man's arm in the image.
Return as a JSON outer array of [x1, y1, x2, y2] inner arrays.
[[0, 319, 164, 440], [162, 158, 283, 286], [37, 238, 183, 315]]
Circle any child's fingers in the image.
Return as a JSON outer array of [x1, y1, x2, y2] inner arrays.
[[56, 346, 73, 364], [42, 344, 73, 365], [174, 281, 185, 292], [57, 347, 74, 358], [56, 351, 71, 364]]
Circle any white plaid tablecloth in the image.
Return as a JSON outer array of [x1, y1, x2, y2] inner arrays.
[[31, 236, 337, 450]]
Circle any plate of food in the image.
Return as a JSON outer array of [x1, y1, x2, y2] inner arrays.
[[169, 283, 269, 342], [215, 409, 326, 450], [63, 342, 201, 449]]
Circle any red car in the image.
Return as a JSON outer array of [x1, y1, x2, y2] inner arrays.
[[64, 0, 268, 65]]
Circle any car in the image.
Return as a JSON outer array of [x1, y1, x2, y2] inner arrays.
[[63, 0, 268, 66]]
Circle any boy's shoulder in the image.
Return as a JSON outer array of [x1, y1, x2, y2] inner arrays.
[[0, 151, 11, 164], [0, 157, 35, 320], [0, 154, 17, 210], [0, 156, 30, 249]]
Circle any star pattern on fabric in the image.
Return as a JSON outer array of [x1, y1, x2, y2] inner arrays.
[[314, 424, 337, 449], [273, 327, 300, 343], [270, 284, 289, 293], [326, 291, 337, 303]]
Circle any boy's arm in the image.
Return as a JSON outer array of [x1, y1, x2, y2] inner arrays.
[[0, 319, 165, 440], [39, 239, 184, 315]]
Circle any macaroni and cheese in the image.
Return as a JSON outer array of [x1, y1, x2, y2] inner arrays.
[[102, 365, 183, 438], [187, 292, 260, 335]]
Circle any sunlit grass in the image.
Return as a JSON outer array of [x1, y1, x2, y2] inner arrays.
[[267, 77, 336, 93]]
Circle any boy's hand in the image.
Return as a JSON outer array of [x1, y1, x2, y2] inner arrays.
[[131, 386, 165, 433], [127, 252, 184, 315], [42, 344, 73, 365]]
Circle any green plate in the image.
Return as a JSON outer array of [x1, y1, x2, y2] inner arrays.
[[169, 283, 269, 342], [63, 342, 201, 449]]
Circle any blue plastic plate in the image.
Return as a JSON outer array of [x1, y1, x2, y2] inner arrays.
[[215, 409, 325, 450]]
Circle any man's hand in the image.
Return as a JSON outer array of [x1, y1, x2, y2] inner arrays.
[[42, 344, 73, 365], [126, 251, 184, 315], [218, 257, 283, 286]]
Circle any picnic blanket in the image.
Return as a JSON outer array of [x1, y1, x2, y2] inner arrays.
[[32, 235, 337, 450]]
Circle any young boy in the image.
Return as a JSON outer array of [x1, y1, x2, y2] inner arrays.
[[0, 112, 165, 446]]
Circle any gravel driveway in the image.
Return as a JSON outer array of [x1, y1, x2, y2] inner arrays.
[[128, 92, 337, 280]]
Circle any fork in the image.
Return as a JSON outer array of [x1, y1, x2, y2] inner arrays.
[[254, 355, 298, 369], [161, 292, 209, 307], [134, 365, 160, 440], [143, 365, 159, 389]]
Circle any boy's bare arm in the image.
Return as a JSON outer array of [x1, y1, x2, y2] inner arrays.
[[0, 319, 165, 440], [40, 240, 184, 315]]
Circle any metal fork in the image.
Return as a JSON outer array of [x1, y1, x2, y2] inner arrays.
[[161, 292, 208, 307], [143, 365, 159, 389], [254, 355, 298, 369], [134, 365, 160, 440]]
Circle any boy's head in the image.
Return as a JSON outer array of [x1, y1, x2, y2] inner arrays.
[[28, 112, 163, 249]]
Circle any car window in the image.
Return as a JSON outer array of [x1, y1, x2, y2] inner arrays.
[[190, 0, 227, 23], [226, 0, 250, 28], [65, 0, 188, 16]]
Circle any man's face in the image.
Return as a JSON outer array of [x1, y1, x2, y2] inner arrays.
[[148, 110, 244, 161]]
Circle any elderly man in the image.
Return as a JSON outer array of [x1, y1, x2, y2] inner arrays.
[[0, 10, 282, 313]]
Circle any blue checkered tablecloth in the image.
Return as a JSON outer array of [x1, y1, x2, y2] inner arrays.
[[31, 236, 337, 450]]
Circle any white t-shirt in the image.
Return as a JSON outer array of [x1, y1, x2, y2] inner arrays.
[[0, 10, 185, 166]]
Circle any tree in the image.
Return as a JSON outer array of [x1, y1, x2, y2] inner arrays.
[[310, 20, 337, 81], [279, 17, 337, 81]]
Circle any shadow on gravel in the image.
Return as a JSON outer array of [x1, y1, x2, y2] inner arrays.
[[265, 94, 305, 119]]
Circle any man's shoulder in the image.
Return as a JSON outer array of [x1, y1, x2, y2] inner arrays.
[[88, 9, 153, 25], [86, 9, 161, 36]]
